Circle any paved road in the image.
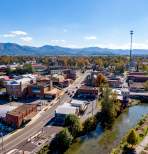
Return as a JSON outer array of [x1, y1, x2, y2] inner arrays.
[[0, 71, 89, 154]]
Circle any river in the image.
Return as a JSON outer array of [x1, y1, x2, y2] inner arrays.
[[65, 104, 148, 154]]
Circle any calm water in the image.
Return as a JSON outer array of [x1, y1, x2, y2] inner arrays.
[[65, 104, 148, 154]]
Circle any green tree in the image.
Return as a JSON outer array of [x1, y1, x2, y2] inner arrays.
[[6, 67, 13, 75], [100, 87, 116, 128], [23, 63, 34, 73], [49, 128, 73, 153], [127, 129, 138, 147], [83, 116, 97, 133], [65, 114, 82, 138], [111, 92, 121, 117]]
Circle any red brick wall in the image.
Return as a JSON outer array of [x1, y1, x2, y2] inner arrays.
[[6, 105, 37, 128]]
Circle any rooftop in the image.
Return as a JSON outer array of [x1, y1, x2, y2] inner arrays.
[[6, 77, 33, 86], [71, 99, 87, 106], [55, 103, 77, 115], [45, 88, 60, 95], [0, 105, 17, 117], [7, 104, 37, 117]]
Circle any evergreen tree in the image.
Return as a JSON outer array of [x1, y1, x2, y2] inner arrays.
[[127, 129, 138, 147]]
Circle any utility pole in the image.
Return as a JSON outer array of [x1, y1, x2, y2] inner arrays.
[[130, 30, 134, 66]]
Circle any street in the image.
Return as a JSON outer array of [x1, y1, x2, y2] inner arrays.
[[0, 71, 89, 154]]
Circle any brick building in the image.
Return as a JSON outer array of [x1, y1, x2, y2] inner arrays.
[[5, 104, 37, 128], [6, 77, 35, 99], [28, 82, 51, 98]]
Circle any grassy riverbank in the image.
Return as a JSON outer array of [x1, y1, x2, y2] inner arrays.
[[111, 114, 148, 154]]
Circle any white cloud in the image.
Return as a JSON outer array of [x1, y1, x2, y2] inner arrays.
[[3, 34, 16, 38], [11, 30, 27, 36], [20, 36, 33, 43], [84, 36, 97, 40], [3, 30, 28, 38]]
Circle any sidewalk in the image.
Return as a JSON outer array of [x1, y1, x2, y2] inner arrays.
[[135, 135, 148, 154]]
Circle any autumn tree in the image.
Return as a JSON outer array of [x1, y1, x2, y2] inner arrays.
[[95, 73, 106, 87]]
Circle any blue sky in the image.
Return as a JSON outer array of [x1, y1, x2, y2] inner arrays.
[[0, 0, 148, 49]]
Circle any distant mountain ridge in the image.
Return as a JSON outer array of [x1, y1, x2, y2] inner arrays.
[[0, 43, 147, 56]]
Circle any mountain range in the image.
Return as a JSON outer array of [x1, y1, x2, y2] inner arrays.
[[0, 43, 147, 56]]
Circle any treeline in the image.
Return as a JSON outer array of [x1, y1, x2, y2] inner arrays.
[[0, 56, 147, 72]]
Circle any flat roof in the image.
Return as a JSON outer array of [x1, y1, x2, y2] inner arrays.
[[71, 99, 86, 106], [45, 88, 60, 95], [0, 105, 17, 117], [55, 103, 77, 115], [7, 104, 37, 117]]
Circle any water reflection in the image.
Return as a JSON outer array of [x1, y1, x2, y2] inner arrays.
[[65, 104, 148, 154]]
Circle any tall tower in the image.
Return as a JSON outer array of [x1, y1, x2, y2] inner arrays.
[[130, 30, 134, 65]]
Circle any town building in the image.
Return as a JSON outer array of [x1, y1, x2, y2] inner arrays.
[[129, 82, 145, 92], [55, 103, 78, 125], [28, 82, 51, 98], [76, 86, 99, 99], [52, 74, 71, 88], [127, 72, 148, 82], [5, 104, 37, 128], [63, 69, 76, 80], [0, 105, 17, 118], [6, 76, 36, 99], [48, 65, 66, 75], [70, 99, 87, 113], [107, 76, 123, 88], [32, 64, 48, 74], [44, 88, 60, 99], [0, 65, 7, 73]]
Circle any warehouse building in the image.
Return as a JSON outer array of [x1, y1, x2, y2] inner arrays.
[[5, 104, 37, 128]]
